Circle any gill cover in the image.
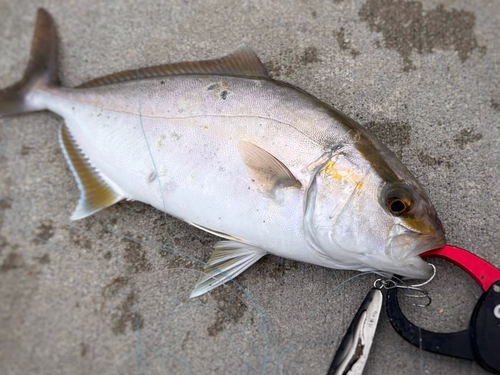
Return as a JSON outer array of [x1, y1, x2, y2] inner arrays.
[[303, 152, 374, 269]]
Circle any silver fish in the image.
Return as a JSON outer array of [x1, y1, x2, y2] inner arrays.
[[0, 9, 445, 297]]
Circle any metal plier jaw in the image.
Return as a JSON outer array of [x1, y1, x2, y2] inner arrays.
[[386, 245, 500, 374]]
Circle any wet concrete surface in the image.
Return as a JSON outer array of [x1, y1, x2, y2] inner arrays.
[[0, 1, 499, 374]]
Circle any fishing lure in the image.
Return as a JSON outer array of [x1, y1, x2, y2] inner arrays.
[[327, 287, 383, 375]]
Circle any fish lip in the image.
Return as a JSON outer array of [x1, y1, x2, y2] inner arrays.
[[386, 224, 445, 259], [384, 224, 446, 278]]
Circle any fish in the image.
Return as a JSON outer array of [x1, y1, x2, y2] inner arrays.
[[0, 9, 446, 298]]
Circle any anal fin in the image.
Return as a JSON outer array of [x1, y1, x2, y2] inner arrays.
[[59, 124, 122, 220], [190, 241, 267, 298], [187, 221, 243, 242]]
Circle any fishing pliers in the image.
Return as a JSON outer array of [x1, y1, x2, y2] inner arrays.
[[386, 245, 500, 373]]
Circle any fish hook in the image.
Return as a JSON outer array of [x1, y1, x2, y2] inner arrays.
[[374, 263, 436, 307]]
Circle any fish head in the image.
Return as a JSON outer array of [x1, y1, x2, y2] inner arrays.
[[374, 180, 446, 277], [304, 148, 446, 280]]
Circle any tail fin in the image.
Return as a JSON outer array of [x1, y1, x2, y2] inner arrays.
[[0, 8, 59, 116]]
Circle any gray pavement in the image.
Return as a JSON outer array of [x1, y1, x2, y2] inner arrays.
[[0, 0, 499, 374]]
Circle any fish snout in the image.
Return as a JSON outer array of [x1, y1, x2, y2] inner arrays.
[[384, 223, 446, 275]]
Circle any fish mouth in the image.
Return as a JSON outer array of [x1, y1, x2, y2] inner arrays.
[[383, 224, 446, 279]]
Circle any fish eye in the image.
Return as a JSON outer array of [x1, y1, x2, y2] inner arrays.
[[383, 186, 414, 216], [388, 198, 408, 214]]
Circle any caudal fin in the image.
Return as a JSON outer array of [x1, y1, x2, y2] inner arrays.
[[0, 8, 59, 116]]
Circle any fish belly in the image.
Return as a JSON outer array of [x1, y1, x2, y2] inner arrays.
[[29, 84, 322, 262]]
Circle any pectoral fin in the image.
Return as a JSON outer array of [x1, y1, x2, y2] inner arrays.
[[59, 124, 123, 220], [238, 140, 301, 195], [190, 241, 267, 298]]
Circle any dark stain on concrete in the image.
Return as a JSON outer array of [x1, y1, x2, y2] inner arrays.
[[109, 217, 118, 226], [273, 257, 299, 278], [21, 145, 32, 156], [36, 253, 51, 264], [264, 60, 284, 78], [206, 286, 248, 337], [158, 248, 193, 269], [111, 292, 144, 335], [453, 128, 483, 149], [302, 46, 318, 65], [335, 27, 360, 58], [417, 151, 453, 168], [237, 255, 306, 293], [265, 46, 319, 78], [359, 0, 485, 71], [256, 256, 299, 281], [122, 237, 150, 273], [0, 200, 11, 210], [103, 276, 128, 294], [32, 220, 55, 245], [69, 231, 92, 250], [83, 219, 95, 232], [194, 231, 217, 247], [491, 97, 500, 111], [0, 252, 24, 272], [0, 200, 11, 231], [207, 314, 225, 337], [100, 276, 128, 311], [80, 343, 87, 357], [181, 331, 191, 350], [0, 236, 7, 254], [0, 236, 18, 256], [365, 121, 412, 157]]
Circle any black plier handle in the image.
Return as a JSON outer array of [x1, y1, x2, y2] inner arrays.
[[386, 245, 500, 373]]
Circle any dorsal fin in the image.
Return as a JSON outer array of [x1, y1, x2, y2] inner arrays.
[[77, 46, 269, 88]]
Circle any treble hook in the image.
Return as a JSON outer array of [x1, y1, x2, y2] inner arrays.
[[373, 264, 436, 307]]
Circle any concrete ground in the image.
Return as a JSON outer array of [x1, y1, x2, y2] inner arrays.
[[0, 0, 499, 374]]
